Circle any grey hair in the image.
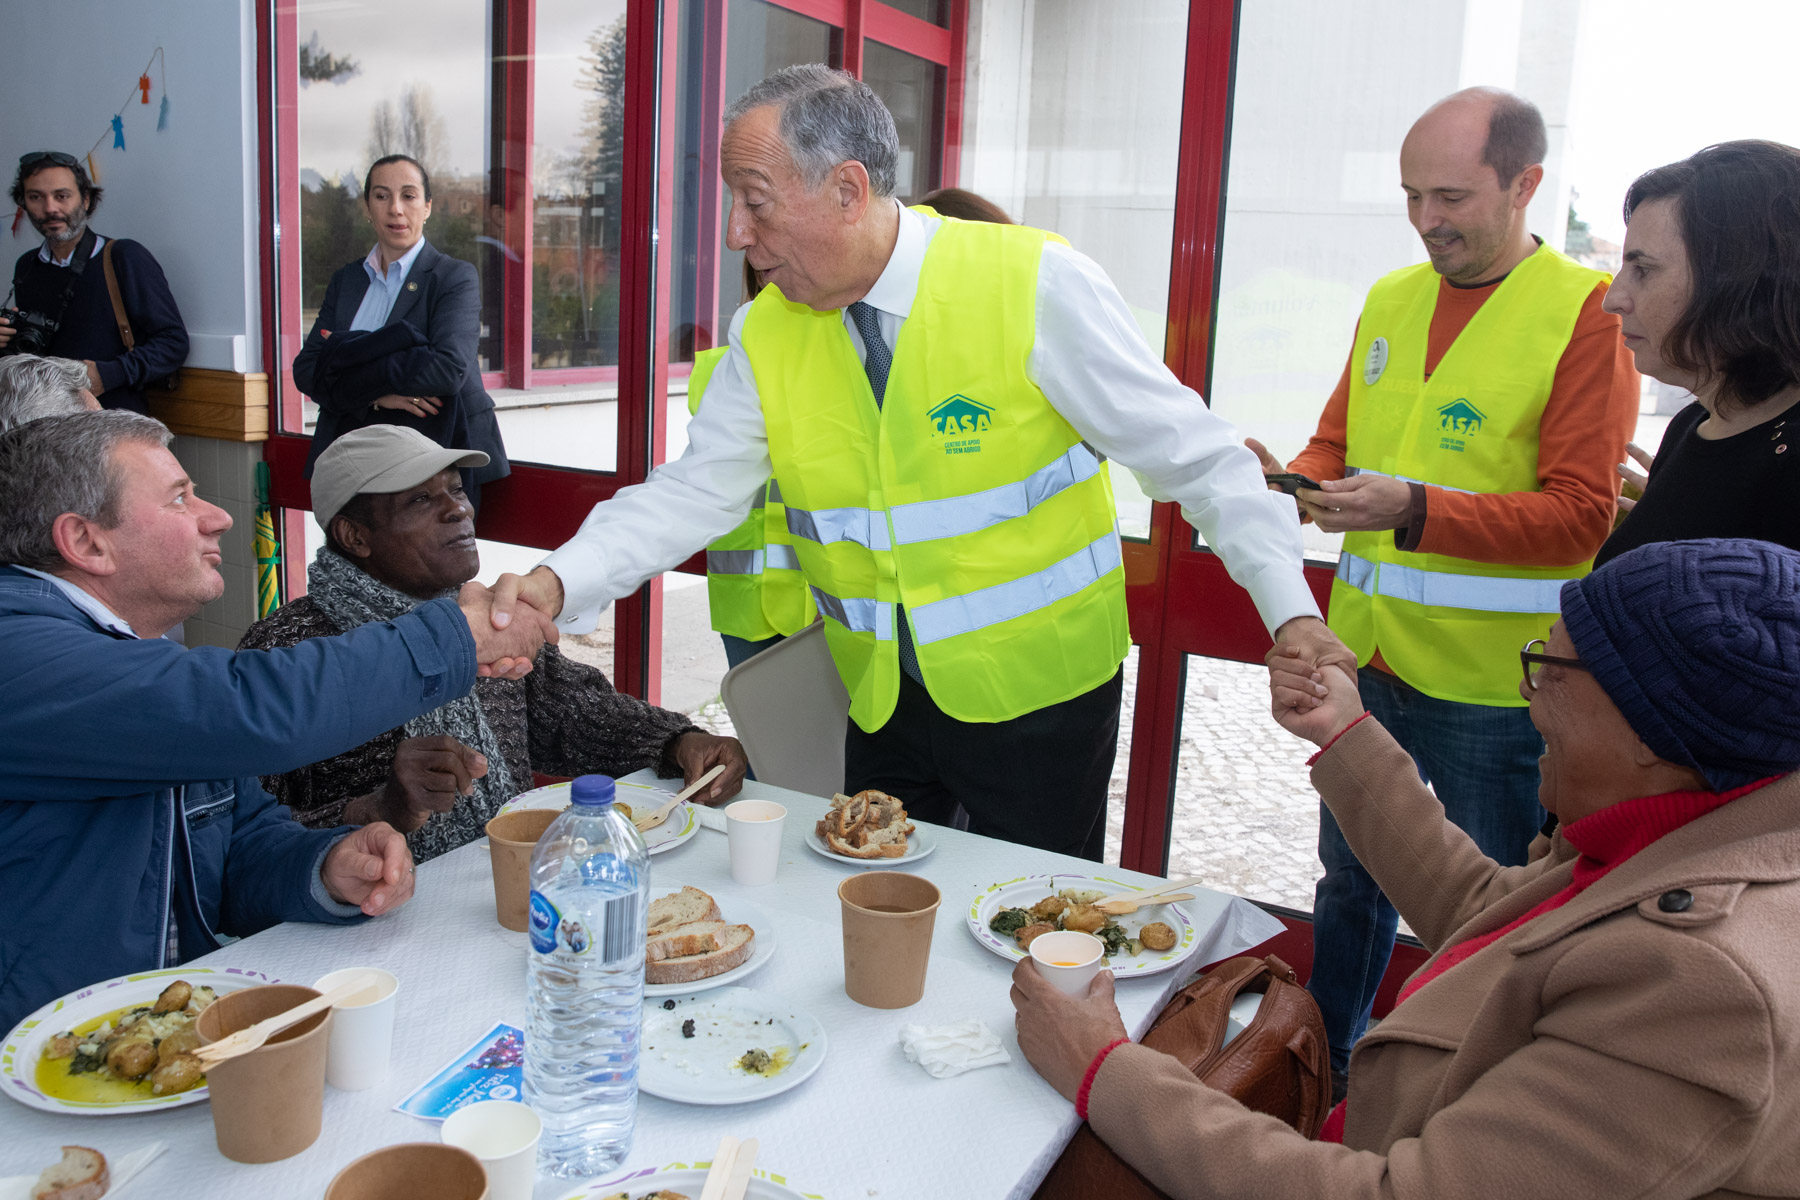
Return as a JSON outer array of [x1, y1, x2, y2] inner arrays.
[[0, 411, 172, 570], [0, 355, 92, 434], [724, 64, 899, 198]]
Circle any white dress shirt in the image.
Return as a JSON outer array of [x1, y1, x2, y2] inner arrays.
[[38, 232, 106, 267], [350, 238, 427, 332], [542, 203, 1320, 637]]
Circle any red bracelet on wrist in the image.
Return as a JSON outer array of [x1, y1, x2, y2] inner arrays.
[[1305, 710, 1371, 766], [1075, 1037, 1130, 1122]]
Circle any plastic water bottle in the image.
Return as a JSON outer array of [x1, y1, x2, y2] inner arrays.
[[523, 774, 651, 1179]]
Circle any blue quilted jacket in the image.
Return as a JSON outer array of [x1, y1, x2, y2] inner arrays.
[[0, 566, 475, 1029]]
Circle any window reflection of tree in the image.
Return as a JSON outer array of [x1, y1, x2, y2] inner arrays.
[[533, 15, 626, 369]]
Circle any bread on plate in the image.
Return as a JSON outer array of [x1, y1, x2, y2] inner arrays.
[[31, 1145, 108, 1200], [643, 887, 756, 984]]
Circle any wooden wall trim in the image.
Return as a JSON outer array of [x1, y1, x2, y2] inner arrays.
[[146, 367, 271, 442]]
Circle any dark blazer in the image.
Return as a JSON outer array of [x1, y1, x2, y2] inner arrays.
[[293, 240, 509, 486]]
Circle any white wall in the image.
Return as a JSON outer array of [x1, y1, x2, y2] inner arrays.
[[0, 0, 261, 372]]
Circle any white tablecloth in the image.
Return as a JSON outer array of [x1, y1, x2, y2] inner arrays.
[[0, 773, 1282, 1200]]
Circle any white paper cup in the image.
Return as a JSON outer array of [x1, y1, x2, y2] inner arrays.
[[441, 1099, 541, 1200], [1028, 931, 1107, 996], [312, 967, 399, 1092], [724, 798, 788, 886]]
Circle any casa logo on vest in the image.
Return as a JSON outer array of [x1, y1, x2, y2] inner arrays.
[[1363, 336, 1389, 386], [929, 394, 993, 456], [1436, 399, 1485, 453]]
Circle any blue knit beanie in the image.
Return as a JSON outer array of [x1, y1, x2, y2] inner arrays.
[[1559, 538, 1800, 792]]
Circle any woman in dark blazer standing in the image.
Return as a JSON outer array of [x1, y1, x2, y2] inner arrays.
[[293, 153, 508, 510]]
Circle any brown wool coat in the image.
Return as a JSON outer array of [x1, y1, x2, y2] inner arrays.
[[1086, 718, 1800, 1199]]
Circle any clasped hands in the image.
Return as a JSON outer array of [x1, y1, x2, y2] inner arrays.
[[457, 580, 560, 680]]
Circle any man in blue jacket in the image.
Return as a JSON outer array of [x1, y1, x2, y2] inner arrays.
[[0, 411, 556, 1029]]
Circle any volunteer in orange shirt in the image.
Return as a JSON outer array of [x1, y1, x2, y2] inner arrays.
[[1247, 87, 1639, 1098]]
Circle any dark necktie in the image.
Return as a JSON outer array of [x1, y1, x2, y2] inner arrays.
[[847, 301, 924, 685]]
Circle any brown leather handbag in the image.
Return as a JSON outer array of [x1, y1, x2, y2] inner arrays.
[[1034, 954, 1330, 1200]]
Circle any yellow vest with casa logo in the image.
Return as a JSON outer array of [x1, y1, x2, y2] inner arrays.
[[686, 347, 815, 641], [740, 212, 1129, 731], [1331, 243, 1607, 707]]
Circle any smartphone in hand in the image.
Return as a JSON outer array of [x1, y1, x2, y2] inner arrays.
[[1265, 473, 1324, 496]]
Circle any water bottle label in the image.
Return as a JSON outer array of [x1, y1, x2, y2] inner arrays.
[[528, 890, 581, 955]]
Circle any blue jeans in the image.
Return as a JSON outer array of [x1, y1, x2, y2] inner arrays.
[[1307, 668, 1545, 1073]]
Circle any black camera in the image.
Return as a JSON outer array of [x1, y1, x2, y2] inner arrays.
[[0, 307, 60, 356]]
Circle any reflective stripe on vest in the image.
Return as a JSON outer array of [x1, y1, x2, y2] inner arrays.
[[1343, 465, 1475, 495], [889, 443, 1102, 545], [707, 545, 803, 576], [810, 586, 895, 640], [785, 504, 893, 552], [1334, 551, 1574, 614], [912, 531, 1123, 645]]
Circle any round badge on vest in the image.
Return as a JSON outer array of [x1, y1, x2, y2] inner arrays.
[[1363, 336, 1389, 386]]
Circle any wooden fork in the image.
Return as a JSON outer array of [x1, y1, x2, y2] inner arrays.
[[635, 764, 726, 832], [190, 975, 374, 1069]]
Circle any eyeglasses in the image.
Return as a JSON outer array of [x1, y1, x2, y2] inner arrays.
[[18, 150, 79, 170], [1520, 638, 1589, 691]]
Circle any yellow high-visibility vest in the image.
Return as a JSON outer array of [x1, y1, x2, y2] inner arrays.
[[741, 212, 1129, 730], [687, 347, 815, 641], [1331, 243, 1608, 707]]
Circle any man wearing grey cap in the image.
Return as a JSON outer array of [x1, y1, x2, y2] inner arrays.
[[242, 425, 749, 862]]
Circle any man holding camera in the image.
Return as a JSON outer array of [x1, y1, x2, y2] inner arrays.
[[1, 150, 188, 414]]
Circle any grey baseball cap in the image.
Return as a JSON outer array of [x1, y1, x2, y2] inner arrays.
[[311, 425, 489, 528]]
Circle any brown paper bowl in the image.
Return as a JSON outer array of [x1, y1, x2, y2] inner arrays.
[[195, 984, 331, 1163], [838, 871, 942, 1008], [325, 1142, 489, 1200], [486, 808, 559, 931]]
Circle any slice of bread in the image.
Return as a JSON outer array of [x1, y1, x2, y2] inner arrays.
[[648, 886, 722, 934], [645, 924, 755, 985], [646, 920, 724, 963], [31, 1146, 108, 1200]]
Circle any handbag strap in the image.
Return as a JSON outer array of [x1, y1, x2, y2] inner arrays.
[[102, 240, 135, 350]]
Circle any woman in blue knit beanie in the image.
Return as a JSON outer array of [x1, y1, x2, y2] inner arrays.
[[1015, 537, 1800, 1198]]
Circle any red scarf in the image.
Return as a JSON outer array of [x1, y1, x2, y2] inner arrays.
[[1318, 775, 1778, 1144]]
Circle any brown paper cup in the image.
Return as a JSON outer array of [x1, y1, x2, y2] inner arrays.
[[838, 872, 942, 1008], [195, 984, 331, 1163], [325, 1142, 489, 1200], [486, 808, 559, 931]]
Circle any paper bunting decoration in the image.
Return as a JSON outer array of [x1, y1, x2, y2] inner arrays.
[[86, 153, 101, 184], [10, 207, 22, 237], [157, 95, 170, 131], [110, 115, 125, 150], [139, 75, 152, 104]]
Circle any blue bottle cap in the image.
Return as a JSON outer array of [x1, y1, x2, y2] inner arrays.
[[570, 774, 616, 808]]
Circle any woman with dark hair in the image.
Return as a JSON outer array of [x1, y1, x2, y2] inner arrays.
[[919, 186, 1014, 225], [293, 153, 508, 512], [1594, 140, 1800, 565]]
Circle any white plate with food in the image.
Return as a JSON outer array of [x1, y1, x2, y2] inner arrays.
[[639, 986, 827, 1106], [966, 873, 1201, 977], [804, 789, 936, 867], [1, 966, 280, 1115], [496, 780, 699, 855], [558, 1160, 825, 1200], [644, 885, 775, 997]]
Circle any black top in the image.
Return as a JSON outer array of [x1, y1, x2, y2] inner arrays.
[[9, 234, 189, 414], [292, 239, 509, 485], [1595, 400, 1800, 567]]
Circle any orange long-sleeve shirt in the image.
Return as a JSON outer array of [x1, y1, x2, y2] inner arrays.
[[1289, 277, 1639, 567]]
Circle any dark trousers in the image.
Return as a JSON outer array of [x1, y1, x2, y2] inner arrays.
[[843, 667, 1125, 861], [1307, 668, 1545, 1073]]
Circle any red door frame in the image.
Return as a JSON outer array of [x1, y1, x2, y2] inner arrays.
[[260, 0, 1358, 887]]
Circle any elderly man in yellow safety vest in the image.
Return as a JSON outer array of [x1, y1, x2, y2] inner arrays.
[[491, 64, 1348, 860], [1248, 87, 1640, 1094]]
